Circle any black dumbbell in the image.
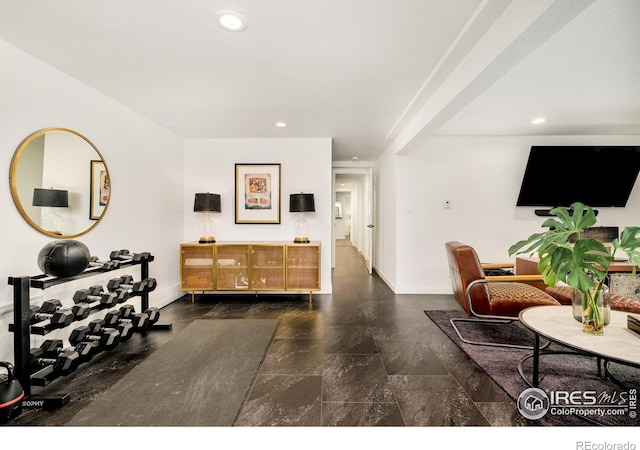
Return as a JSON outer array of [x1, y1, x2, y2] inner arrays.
[[144, 278, 157, 292], [40, 299, 91, 322], [121, 275, 157, 292], [40, 339, 98, 363], [103, 278, 136, 302], [107, 276, 152, 296], [105, 307, 150, 331], [101, 283, 130, 303], [109, 250, 152, 262], [29, 304, 74, 328], [88, 256, 121, 271], [72, 286, 118, 310], [144, 307, 160, 325], [90, 318, 134, 342], [119, 303, 160, 327], [30, 347, 80, 376], [119, 304, 160, 326], [69, 323, 120, 351]]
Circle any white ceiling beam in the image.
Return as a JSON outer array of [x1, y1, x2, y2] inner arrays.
[[386, 0, 513, 142], [386, 0, 596, 156]]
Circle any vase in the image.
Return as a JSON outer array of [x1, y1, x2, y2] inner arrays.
[[572, 284, 610, 335]]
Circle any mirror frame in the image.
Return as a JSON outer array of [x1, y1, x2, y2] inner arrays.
[[9, 127, 111, 238]]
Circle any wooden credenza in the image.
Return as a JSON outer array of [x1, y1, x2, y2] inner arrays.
[[180, 241, 320, 299], [516, 256, 640, 300]]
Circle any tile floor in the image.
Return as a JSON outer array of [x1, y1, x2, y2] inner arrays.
[[10, 240, 525, 426]]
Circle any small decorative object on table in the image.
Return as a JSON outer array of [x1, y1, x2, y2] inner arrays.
[[193, 193, 221, 243], [572, 282, 611, 326], [628, 315, 640, 336], [289, 193, 315, 243], [509, 202, 640, 335]]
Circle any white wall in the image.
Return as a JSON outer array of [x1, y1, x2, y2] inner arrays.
[[374, 149, 398, 289], [183, 138, 333, 294], [378, 135, 640, 294], [0, 40, 184, 363]]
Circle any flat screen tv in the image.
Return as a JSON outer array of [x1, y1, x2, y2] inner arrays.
[[516, 146, 640, 208]]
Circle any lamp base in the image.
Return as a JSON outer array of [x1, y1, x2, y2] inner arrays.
[[293, 237, 310, 244], [199, 236, 216, 244]]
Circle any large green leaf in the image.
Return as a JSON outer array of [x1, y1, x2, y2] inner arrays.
[[508, 202, 597, 258], [508, 203, 616, 291], [509, 203, 640, 293], [613, 226, 640, 275], [549, 239, 609, 291]]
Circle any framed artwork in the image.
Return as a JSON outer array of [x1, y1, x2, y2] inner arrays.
[[235, 163, 281, 224], [90, 160, 109, 220]]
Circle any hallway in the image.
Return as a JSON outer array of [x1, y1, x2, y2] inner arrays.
[[11, 242, 523, 426], [231, 241, 523, 425]]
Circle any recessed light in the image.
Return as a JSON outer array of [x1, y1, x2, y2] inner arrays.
[[531, 117, 546, 125], [275, 122, 287, 128], [215, 10, 247, 32]]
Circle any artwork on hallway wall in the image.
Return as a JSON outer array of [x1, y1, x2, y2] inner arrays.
[[90, 160, 109, 220], [235, 163, 281, 224]]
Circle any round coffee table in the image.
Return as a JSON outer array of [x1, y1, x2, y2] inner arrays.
[[518, 305, 640, 387]]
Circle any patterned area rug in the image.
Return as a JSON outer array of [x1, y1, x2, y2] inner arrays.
[[424, 309, 639, 426]]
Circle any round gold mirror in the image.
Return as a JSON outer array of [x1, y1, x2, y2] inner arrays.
[[9, 128, 111, 238]]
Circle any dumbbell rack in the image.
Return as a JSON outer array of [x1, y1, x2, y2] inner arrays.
[[7, 253, 168, 410]]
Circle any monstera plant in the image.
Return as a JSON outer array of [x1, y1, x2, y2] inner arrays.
[[508, 202, 640, 335]]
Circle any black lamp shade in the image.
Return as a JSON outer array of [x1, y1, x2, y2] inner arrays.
[[289, 193, 315, 212], [32, 188, 68, 207], [194, 193, 221, 212]]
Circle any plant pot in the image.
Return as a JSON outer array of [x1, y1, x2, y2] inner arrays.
[[572, 284, 610, 335]]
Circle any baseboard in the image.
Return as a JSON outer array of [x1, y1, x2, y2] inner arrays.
[[393, 287, 453, 295], [150, 283, 182, 309], [372, 266, 397, 292], [373, 265, 453, 295]]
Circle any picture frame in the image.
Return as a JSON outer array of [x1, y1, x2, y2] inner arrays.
[[90, 160, 109, 220], [235, 163, 281, 224]]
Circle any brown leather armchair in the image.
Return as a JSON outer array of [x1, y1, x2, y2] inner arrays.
[[445, 241, 561, 348]]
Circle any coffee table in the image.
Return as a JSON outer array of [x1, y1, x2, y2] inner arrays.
[[518, 305, 640, 387]]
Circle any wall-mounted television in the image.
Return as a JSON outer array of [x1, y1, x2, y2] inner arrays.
[[516, 146, 640, 208]]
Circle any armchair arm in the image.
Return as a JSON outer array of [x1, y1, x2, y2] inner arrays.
[[485, 274, 544, 282], [482, 262, 516, 277], [481, 263, 515, 270]]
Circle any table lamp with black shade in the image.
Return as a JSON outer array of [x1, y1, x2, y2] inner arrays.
[[32, 187, 69, 235], [289, 193, 315, 243], [194, 193, 221, 243]]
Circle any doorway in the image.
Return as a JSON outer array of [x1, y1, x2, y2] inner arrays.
[[332, 166, 374, 274], [334, 192, 351, 241]]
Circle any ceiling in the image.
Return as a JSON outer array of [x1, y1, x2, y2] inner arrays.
[[1, 0, 638, 162]]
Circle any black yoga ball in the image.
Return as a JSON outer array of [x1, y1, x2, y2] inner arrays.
[[37, 240, 91, 278]]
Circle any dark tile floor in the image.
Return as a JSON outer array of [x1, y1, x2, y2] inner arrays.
[[9, 240, 525, 427]]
